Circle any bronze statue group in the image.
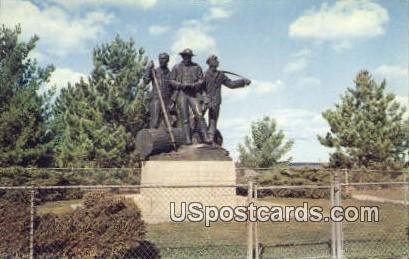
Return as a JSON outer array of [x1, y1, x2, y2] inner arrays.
[[143, 48, 251, 146]]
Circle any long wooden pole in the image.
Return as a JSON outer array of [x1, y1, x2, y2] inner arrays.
[[151, 68, 177, 151]]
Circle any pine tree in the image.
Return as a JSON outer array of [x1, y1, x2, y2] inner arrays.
[[318, 70, 408, 169], [238, 116, 294, 168], [403, 117, 409, 167], [53, 36, 149, 167], [0, 25, 54, 166]]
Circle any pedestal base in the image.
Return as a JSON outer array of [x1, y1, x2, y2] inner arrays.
[[132, 160, 246, 224]]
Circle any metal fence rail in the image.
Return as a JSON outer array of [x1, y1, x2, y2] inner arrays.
[[0, 168, 408, 258]]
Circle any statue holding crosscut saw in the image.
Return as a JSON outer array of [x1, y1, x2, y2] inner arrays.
[[203, 55, 251, 144]]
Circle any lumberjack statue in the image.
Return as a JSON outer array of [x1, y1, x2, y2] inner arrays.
[[136, 49, 251, 159], [143, 52, 174, 129], [170, 48, 209, 145], [204, 55, 251, 144]]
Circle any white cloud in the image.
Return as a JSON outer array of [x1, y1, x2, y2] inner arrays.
[[171, 25, 216, 56], [284, 59, 308, 73], [253, 80, 284, 94], [47, 0, 157, 9], [149, 25, 170, 35], [223, 80, 284, 102], [289, 1, 389, 40], [374, 65, 408, 79], [373, 65, 408, 98], [219, 120, 247, 136], [168, 0, 234, 67], [293, 48, 312, 58], [205, 7, 231, 20], [27, 50, 47, 63], [169, 0, 235, 63], [219, 108, 329, 162], [137, 0, 158, 8], [48, 68, 86, 92], [271, 109, 327, 141], [297, 76, 321, 87], [332, 40, 353, 51], [208, 0, 232, 5], [284, 48, 312, 73], [3, 1, 113, 56]]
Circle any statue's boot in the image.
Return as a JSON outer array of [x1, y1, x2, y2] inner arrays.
[[198, 119, 212, 144], [207, 131, 215, 144], [183, 125, 192, 145]]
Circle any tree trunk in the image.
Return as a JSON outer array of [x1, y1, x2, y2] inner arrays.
[[135, 128, 186, 160]]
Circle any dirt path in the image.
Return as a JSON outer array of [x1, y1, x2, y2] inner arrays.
[[351, 194, 407, 205]]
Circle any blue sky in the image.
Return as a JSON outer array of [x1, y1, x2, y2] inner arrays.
[[2, 0, 408, 162]]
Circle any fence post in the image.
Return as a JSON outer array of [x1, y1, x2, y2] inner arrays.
[[335, 171, 343, 258], [331, 171, 343, 258], [247, 180, 254, 259], [344, 169, 350, 195], [404, 173, 408, 207], [330, 173, 336, 258], [29, 186, 35, 259], [254, 184, 259, 259]]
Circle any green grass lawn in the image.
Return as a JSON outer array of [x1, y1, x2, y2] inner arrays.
[[146, 221, 248, 258], [259, 196, 409, 258], [35, 194, 409, 258]]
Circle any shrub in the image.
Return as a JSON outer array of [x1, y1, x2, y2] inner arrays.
[[256, 167, 331, 198], [0, 191, 30, 257], [35, 192, 159, 258]]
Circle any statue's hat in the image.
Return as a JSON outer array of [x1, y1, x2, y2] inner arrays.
[[206, 54, 218, 64], [159, 52, 169, 59], [179, 48, 195, 56]]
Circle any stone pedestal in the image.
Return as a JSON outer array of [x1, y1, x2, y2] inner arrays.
[[132, 160, 247, 224], [140, 160, 235, 186]]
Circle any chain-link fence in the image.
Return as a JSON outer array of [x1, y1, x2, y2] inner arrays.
[[1, 184, 251, 258], [0, 168, 408, 258], [341, 182, 409, 257], [254, 185, 333, 258]]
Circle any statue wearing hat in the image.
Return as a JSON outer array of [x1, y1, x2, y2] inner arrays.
[[135, 50, 250, 159], [204, 55, 251, 144], [170, 48, 209, 145], [143, 52, 175, 129]]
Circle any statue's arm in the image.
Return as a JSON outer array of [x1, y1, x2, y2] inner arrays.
[[190, 66, 204, 89], [169, 65, 182, 89]]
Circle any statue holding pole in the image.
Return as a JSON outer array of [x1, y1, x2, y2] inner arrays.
[[143, 53, 175, 131]]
